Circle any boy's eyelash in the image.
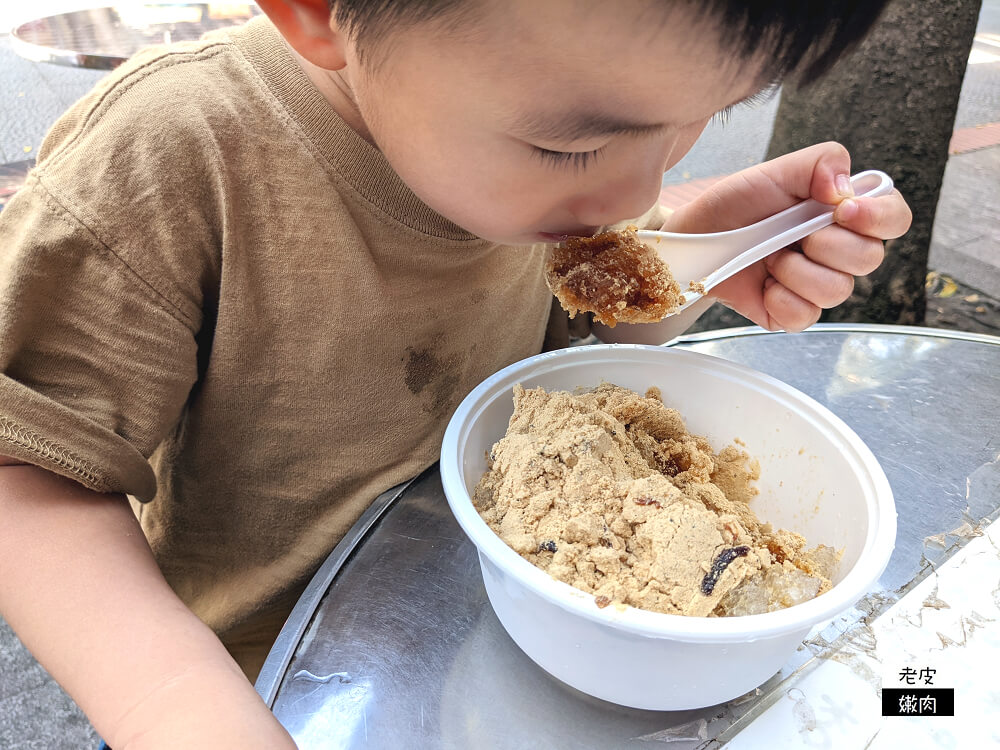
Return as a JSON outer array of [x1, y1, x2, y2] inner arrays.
[[713, 87, 778, 126], [532, 146, 605, 171], [532, 86, 777, 163], [713, 104, 738, 126]]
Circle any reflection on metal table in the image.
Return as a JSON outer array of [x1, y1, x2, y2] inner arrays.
[[10, 3, 260, 70], [256, 324, 1000, 749]]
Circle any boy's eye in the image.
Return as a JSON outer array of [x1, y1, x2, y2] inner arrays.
[[531, 145, 605, 171]]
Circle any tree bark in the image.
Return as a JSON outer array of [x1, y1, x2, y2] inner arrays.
[[764, 0, 982, 324]]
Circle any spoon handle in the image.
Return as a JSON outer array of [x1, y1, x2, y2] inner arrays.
[[700, 169, 895, 292]]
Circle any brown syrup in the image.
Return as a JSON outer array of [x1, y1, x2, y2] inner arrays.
[[544, 226, 683, 328]]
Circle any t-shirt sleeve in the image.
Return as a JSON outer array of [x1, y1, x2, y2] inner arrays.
[[0, 53, 227, 500], [0, 173, 200, 500]]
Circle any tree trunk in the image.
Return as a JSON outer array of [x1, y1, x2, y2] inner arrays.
[[765, 0, 982, 324], [687, 0, 982, 333]]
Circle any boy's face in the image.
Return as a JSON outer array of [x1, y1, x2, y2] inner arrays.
[[333, 0, 768, 244]]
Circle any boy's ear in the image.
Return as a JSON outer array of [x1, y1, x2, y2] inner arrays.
[[255, 0, 348, 70]]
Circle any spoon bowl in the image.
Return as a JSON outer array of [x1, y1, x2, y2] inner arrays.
[[638, 170, 894, 315]]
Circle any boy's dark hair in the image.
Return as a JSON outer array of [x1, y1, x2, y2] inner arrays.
[[329, 0, 890, 85], [697, 0, 890, 84]]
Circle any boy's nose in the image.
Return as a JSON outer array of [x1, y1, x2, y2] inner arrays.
[[568, 172, 664, 229]]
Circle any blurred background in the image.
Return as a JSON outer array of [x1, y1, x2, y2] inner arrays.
[[1, 1, 998, 747]]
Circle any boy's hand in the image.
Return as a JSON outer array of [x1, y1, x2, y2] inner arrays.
[[662, 142, 912, 332]]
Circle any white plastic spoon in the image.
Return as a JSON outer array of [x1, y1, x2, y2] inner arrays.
[[637, 169, 894, 315]]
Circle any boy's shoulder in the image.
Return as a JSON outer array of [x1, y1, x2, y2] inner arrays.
[[38, 18, 283, 168], [12, 19, 296, 335]]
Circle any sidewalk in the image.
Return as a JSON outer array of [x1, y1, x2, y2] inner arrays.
[[1, 3, 999, 749]]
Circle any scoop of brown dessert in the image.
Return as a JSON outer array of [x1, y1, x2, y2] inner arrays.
[[544, 226, 683, 328]]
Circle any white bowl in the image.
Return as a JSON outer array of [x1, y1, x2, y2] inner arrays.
[[440, 344, 896, 710]]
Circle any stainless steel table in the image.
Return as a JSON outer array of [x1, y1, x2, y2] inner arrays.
[[256, 324, 1000, 748], [10, 3, 260, 70]]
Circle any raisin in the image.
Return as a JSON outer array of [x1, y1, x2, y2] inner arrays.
[[634, 496, 662, 508], [595, 595, 612, 608], [599, 537, 613, 548], [538, 540, 557, 553], [701, 546, 750, 595]]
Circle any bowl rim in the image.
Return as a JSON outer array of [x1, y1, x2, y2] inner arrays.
[[440, 344, 897, 643]]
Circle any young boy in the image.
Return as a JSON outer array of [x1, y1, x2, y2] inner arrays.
[[0, 0, 911, 747]]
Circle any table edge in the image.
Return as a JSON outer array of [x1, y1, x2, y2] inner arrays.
[[668, 322, 1000, 347], [254, 473, 419, 705]]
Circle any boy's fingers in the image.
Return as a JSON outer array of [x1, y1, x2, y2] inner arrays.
[[712, 266, 774, 330], [833, 189, 912, 239], [763, 278, 823, 333], [800, 225, 885, 276], [759, 141, 852, 205], [765, 250, 855, 309], [674, 142, 853, 234]]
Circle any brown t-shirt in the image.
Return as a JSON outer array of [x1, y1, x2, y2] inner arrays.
[[0, 17, 562, 677], [0, 18, 667, 679]]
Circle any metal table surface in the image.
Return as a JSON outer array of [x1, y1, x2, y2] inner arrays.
[[10, 3, 260, 70], [256, 324, 1000, 748]]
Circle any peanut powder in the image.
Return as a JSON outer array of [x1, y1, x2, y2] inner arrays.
[[474, 383, 839, 617]]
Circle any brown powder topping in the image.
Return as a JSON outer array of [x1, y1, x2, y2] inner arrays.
[[544, 226, 683, 327], [474, 383, 840, 617]]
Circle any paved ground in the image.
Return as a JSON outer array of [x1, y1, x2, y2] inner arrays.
[[1, 2, 998, 748]]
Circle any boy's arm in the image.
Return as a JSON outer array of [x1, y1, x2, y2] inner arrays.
[[0, 458, 297, 750]]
